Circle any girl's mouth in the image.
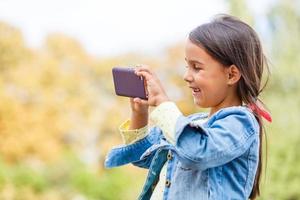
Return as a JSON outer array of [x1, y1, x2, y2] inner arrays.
[[190, 87, 201, 96]]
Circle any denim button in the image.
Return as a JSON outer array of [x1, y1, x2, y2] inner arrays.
[[165, 180, 171, 187], [167, 151, 172, 160]]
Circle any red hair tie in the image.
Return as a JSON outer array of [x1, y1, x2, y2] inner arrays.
[[248, 101, 272, 123]]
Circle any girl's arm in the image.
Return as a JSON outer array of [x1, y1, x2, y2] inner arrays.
[[104, 126, 163, 169], [105, 97, 161, 169]]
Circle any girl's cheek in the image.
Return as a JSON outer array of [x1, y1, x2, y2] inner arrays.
[[195, 75, 205, 85]]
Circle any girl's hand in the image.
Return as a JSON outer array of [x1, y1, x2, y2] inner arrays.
[[134, 65, 169, 107], [130, 98, 148, 116], [129, 98, 148, 129]]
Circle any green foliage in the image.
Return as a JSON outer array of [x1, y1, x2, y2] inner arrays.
[[71, 168, 139, 200], [227, 0, 254, 25], [258, 93, 300, 200], [12, 166, 49, 193], [0, 154, 144, 199]]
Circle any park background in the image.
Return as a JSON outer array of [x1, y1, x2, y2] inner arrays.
[[0, 0, 299, 199]]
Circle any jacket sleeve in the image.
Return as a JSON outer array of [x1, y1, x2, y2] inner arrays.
[[173, 108, 259, 171], [104, 127, 163, 169]]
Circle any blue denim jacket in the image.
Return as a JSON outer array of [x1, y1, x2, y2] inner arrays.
[[105, 106, 260, 200]]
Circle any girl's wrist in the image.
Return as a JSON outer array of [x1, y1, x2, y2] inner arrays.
[[131, 110, 148, 118], [130, 112, 148, 130], [155, 96, 170, 106]]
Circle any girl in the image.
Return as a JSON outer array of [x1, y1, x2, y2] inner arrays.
[[105, 14, 272, 200]]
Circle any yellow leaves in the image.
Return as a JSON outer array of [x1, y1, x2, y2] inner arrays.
[[0, 94, 63, 163], [44, 33, 89, 65], [165, 42, 185, 67], [0, 21, 29, 71]]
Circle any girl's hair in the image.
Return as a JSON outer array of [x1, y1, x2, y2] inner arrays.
[[189, 14, 270, 199]]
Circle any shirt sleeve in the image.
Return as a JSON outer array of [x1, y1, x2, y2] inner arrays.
[[150, 101, 182, 144], [119, 119, 149, 145]]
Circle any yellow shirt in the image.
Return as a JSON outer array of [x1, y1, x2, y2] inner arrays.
[[119, 102, 181, 144]]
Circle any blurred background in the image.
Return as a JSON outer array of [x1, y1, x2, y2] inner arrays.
[[0, 0, 299, 199]]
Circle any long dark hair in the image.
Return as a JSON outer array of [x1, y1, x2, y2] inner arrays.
[[189, 14, 270, 199]]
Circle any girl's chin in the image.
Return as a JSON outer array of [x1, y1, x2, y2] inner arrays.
[[193, 98, 204, 107], [193, 98, 210, 108]]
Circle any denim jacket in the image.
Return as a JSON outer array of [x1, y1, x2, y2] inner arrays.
[[105, 106, 260, 200]]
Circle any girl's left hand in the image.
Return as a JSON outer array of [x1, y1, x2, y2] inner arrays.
[[134, 65, 169, 107]]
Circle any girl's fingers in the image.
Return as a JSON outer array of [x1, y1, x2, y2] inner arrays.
[[135, 65, 158, 83], [133, 97, 141, 103], [133, 97, 149, 106], [144, 79, 149, 97], [135, 65, 152, 74], [135, 70, 152, 81]]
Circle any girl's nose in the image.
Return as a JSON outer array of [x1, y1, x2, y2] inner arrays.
[[183, 69, 193, 82]]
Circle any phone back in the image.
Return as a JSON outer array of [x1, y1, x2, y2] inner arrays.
[[112, 67, 148, 99]]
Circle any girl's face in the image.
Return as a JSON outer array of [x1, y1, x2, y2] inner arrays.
[[184, 39, 230, 108]]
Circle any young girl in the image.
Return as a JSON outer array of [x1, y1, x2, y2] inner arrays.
[[105, 14, 272, 200]]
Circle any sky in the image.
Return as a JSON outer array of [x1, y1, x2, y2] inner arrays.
[[0, 0, 273, 57]]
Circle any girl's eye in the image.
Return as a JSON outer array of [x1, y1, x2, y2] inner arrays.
[[192, 65, 202, 71], [185, 64, 203, 71], [194, 66, 202, 70]]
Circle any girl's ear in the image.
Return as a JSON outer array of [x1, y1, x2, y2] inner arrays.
[[227, 65, 241, 85]]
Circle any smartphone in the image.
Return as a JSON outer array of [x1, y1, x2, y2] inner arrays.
[[112, 67, 148, 100]]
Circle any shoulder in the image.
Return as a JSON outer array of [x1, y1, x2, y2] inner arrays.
[[207, 106, 259, 136]]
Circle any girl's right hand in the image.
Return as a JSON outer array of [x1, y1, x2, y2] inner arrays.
[[129, 98, 149, 129], [130, 98, 149, 116]]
